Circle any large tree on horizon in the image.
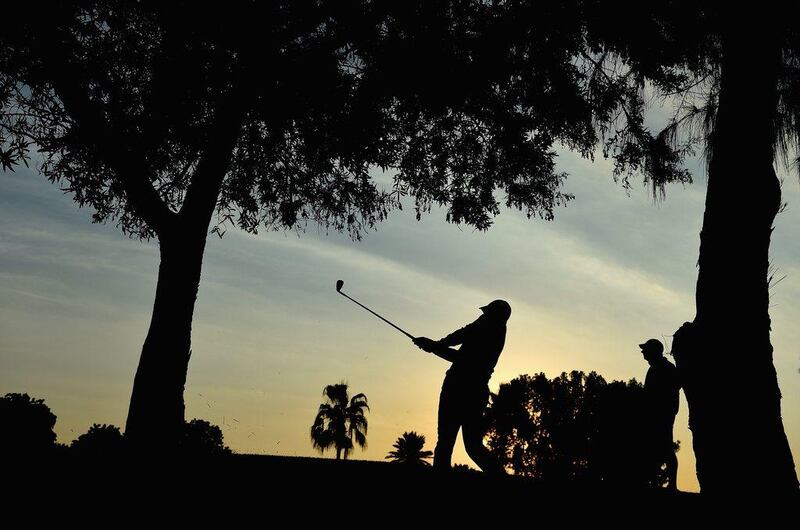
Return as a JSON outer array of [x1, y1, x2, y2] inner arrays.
[[485, 371, 674, 487], [1, 1, 685, 449], [1, 0, 388, 448], [581, 1, 799, 494], [0, 0, 672, 445]]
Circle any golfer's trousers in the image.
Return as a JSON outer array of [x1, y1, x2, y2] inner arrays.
[[433, 374, 503, 474]]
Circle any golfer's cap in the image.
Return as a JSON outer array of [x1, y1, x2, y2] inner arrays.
[[480, 300, 512, 320], [639, 338, 664, 354]]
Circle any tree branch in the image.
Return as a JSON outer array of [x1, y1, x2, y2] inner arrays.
[[27, 13, 177, 235], [50, 73, 177, 234], [178, 91, 248, 231]]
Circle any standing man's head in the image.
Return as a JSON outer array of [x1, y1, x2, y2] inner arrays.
[[639, 338, 664, 365], [480, 300, 512, 322]]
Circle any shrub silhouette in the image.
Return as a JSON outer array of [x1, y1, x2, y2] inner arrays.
[[386, 432, 433, 466], [0, 393, 57, 452], [181, 419, 231, 455], [485, 371, 676, 487], [71, 424, 125, 455]]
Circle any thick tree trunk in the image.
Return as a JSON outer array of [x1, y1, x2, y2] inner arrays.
[[124, 227, 208, 449], [121, 92, 245, 449], [674, 19, 798, 495]]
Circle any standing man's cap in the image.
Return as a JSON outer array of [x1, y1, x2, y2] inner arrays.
[[639, 338, 664, 354], [480, 300, 512, 321]]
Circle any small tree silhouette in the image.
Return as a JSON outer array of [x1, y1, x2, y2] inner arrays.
[[0, 393, 57, 452], [310, 383, 369, 460], [71, 424, 125, 455], [386, 431, 433, 466], [485, 371, 677, 487], [181, 418, 231, 455]]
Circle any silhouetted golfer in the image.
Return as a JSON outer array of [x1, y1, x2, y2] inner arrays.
[[414, 300, 510, 474], [639, 338, 680, 490]]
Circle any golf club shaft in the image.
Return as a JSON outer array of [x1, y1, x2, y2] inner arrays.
[[337, 291, 415, 339]]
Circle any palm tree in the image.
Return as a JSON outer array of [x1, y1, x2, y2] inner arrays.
[[386, 431, 433, 466], [310, 383, 369, 460]]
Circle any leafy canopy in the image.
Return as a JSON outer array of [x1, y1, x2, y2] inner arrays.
[[1, 1, 694, 241]]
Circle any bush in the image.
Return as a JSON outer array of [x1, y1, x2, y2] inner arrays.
[[0, 393, 57, 452], [71, 424, 125, 455], [485, 371, 676, 487], [181, 419, 231, 455]]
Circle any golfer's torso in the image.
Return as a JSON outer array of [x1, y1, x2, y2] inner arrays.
[[445, 323, 506, 385], [645, 360, 679, 417]]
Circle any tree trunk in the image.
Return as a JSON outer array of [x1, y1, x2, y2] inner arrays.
[[336, 448, 342, 460], [674, 17, 798, 495], [124, 226, 208, 449], [121, 91, 245, 449]]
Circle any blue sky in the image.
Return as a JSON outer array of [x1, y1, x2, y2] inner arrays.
[[1, 148, 799, 492]]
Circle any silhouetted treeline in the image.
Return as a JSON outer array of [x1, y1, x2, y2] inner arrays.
[[485, 371, 677, 488], [0, 392, 229, 456]]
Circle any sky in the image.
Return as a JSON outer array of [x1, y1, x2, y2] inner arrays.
[[1, 147, 799, 493]]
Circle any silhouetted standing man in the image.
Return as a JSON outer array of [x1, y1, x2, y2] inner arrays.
[[414, 300, 510, 475], [639, 338, 680, 490]]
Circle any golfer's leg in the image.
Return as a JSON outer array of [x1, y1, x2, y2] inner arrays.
[[433, 387, 460, 470], [665, 422, 678, 490], [665, 449, 678, 490], [462, 390, 505, 475]]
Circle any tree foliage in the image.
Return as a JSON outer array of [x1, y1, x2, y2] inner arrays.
[[181, 418, 231, 456], [486, 371, 674, 487], [71, 423, 126, 454], [0, 1, 707, 449], [0, 393, 58, 452], [0, 1, 697, 240], [581, 2, 800, 176], [310, 382, 369, 460], [386, 431, 433, 466], [582, 2, 800, 493]]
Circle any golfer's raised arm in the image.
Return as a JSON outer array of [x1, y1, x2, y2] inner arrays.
[[439, 322, 475, 347]]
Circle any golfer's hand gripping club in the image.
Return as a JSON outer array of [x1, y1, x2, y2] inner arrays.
[[413, 336, 439, 353]]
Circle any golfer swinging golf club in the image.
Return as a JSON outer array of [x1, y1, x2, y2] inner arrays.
[[414, 300, 511, 474]]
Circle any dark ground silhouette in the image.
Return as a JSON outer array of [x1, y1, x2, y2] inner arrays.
[[10, 453, 708, 523]]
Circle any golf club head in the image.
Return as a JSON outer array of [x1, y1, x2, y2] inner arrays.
[[336, 279, 344, 293]]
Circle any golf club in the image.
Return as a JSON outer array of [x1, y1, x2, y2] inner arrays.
[[335, 279, 415, 340]]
